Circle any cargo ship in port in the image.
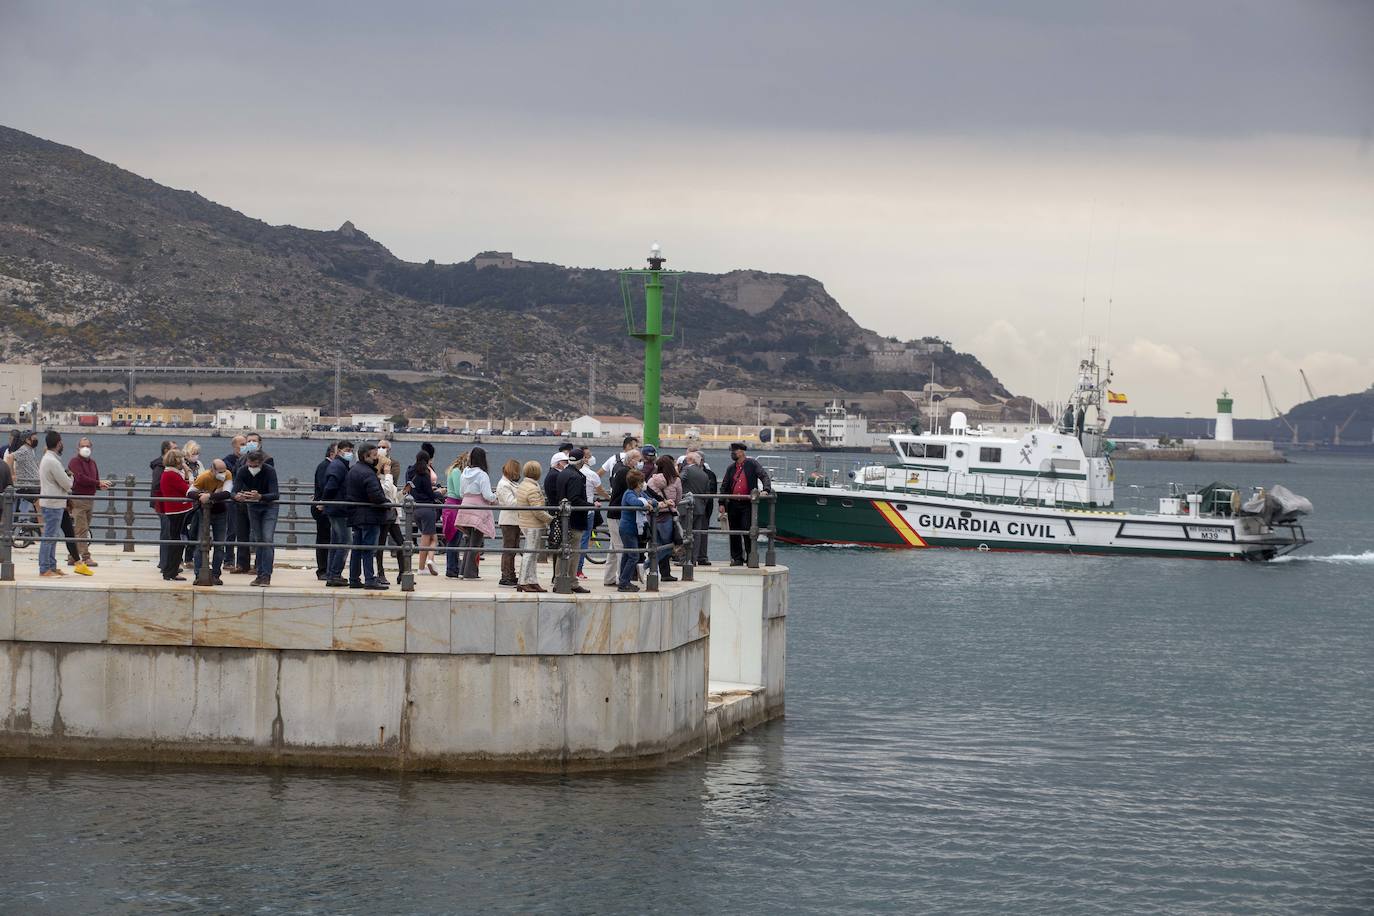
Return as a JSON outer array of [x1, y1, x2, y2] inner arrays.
[[761, 352, 1312, 560]]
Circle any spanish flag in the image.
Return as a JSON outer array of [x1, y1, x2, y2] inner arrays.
[[1108, 390, 1128, 404]]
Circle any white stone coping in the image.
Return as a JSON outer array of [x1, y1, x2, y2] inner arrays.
[[0, 581, 710, 656]]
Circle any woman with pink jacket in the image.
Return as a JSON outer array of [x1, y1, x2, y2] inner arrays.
[[454, 446, 496, 579]]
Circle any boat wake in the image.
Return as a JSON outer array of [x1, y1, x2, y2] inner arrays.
[[1272, 551, 1374, 565]]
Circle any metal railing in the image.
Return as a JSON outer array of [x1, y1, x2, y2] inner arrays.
[[0, 482, 778, 594]]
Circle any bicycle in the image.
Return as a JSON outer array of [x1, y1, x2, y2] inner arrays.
[[584, 526, 608, 565], [10, 500, 41, 550]]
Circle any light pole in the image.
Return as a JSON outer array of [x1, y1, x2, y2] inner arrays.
[[620, 243, 681, 447]]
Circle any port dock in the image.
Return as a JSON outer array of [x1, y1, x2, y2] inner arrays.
[[0, 551, 786, 772]]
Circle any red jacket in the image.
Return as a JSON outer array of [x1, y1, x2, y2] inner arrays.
[[159, 469, 194, 515]]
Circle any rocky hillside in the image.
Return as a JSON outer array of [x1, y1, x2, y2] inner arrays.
[[0, 125, 1013, 416]]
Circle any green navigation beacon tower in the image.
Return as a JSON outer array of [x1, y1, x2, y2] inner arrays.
[[620, 243, 681, 447]]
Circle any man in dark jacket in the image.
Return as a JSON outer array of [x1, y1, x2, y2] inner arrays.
[[321, 440, 354, 587], [718, 442, 771, 566], [543, 451, 569, 506], [232, 449, 280, 586], [554, 448, 592, 593], [680, 450, 714, 565], [344, 443, 389, 590], [311, 442, 336, 581]]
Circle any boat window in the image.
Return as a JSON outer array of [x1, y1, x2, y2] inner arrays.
[[907, 442, 947, 460], [979, 447, 1002, 463], [1051, 458, 1081, 471]]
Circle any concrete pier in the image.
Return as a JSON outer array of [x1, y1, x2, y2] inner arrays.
[[0, 552, 786, 772]]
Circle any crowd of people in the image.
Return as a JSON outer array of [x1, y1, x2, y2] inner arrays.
[[3, 430, 772, 591], [3, 429, 110, 577]]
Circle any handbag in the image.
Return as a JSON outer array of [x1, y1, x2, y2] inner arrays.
[[547, 516, 563, 550]]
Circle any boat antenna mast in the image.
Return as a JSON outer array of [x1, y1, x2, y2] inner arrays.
[[1062, 344, 1112, 438]]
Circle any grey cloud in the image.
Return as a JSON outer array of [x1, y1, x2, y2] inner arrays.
[[2, 0, 1371, 140]]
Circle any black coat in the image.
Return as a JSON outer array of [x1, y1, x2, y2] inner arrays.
[[344, 461, 388, 528], [543, 465, 563, 507], [321, 455, 351, 518], [312, 458, 330, 500], [232, 464, 280, 504], [607, 461, 630, 520], [719, 457, 771, 500], [555, 464, 592, 530]]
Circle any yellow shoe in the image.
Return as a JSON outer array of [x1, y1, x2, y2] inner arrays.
[[73, 563, 94, 576]]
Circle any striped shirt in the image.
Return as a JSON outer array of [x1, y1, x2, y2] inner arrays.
[[10, 444, 39, 489]]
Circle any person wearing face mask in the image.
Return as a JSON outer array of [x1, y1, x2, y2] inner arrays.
[[344, 443, 389, 590], [6, 429, 42, 522], [228, 434, 273, 575], [37, 431, 75, 578], [232, 449, 280, 587], [67, 437, 111, 568], [157, 449, 195, 581], [321, 440, 355, 587], [188, 458, 234, 585], [311, 443, 336, 581]]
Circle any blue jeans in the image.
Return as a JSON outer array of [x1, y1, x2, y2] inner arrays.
[[655, 517, 675, 563], [578, 526, 592, 573], [39, 506, 63, 573], [326, 514, 352, 580], [194, 511, 228, 579], [617, 529, 639, 587], [350, 524, 382, 584], [247, 503, 279, 580]]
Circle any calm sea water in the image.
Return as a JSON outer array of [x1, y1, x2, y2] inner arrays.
[[2, 440, 1372, 913]]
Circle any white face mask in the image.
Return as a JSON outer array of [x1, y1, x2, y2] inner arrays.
[[247, 466, 262, 476], [78, 446, 92, 458], [216, 471, 229, 481], [378, 447, 389, 457]]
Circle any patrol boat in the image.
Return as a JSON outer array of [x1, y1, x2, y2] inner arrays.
[[763, 352, 1312, 560]]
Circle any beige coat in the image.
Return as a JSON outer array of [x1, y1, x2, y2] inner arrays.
[[496, 474, 522, 527], [513, 477, 553, 529]]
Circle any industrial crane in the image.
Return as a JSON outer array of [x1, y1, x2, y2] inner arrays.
[[1334, 409, 1359, 447], [1262, 375, 1299, 443], [1300, 369, 1318, 401]]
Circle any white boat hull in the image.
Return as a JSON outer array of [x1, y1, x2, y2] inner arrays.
[[771, 486, 1308, 561]]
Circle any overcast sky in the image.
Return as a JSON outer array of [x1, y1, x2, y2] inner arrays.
[[3, 0, 1372, 415]]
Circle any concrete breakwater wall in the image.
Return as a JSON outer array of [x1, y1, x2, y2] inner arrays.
[[0, 569, 787, 772]]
